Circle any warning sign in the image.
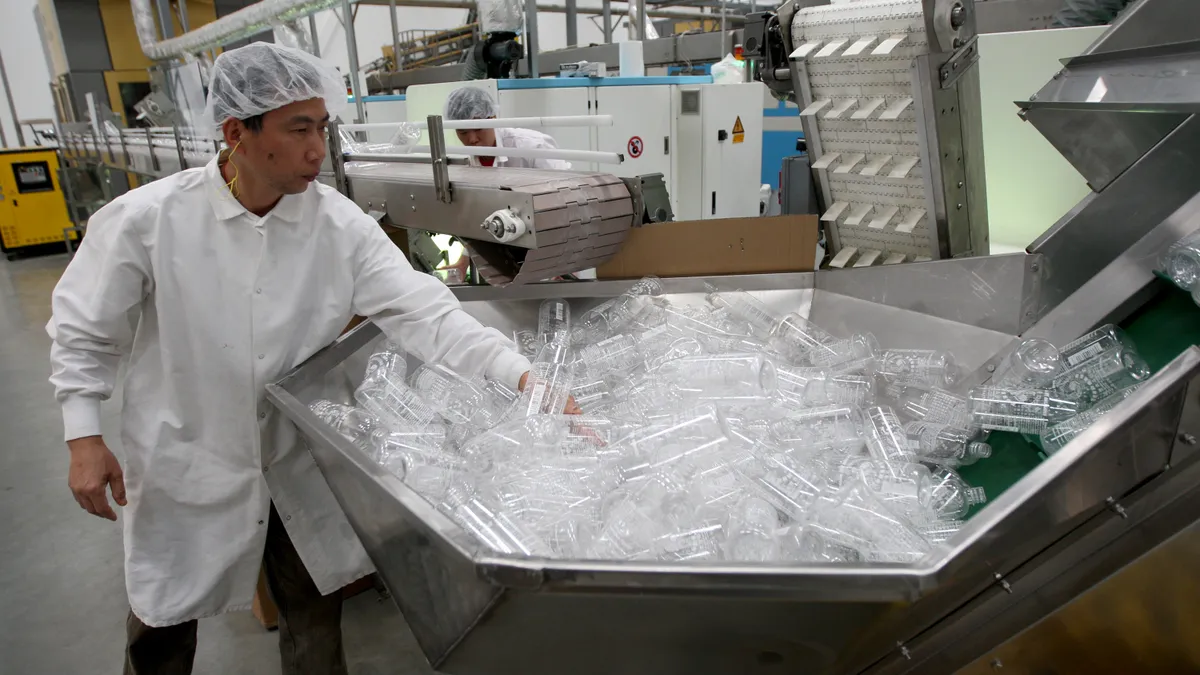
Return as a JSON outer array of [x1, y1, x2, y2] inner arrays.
[[732, 116, 745, 144], [627, 136, 644, 158]]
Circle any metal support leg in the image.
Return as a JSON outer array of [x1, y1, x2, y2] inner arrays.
[[0, 50, 24, 148], [175, 0, 190, 32], [525, 0, 540, 78], [155, 0, 174, 39], [309, 14, 321, 57], [428, 115, 452, 204], [566, 0, 578, 47], [172, 125, 187, 170], [636, 0, 647, 40], [328, 120, 349, 197], [389, 0, 402, 71], [602, 0, 612, 43], [721, 0, 727, 37], [145, 127, 159, 174], [341, 0, 366, 124]]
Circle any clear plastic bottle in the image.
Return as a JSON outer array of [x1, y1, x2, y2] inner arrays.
[[772, 312, 838, 357], [992, 338, 1064, 387], [803, 482, 931, 563], [877, 349, 959, 388], [926, 467, 986, 520], [705, 289, 782, 339], [354, 374, 439, 430], [896, 385, 973, 429], [724, 496, 782, 562], [409, 363, 495, 427], [442, 486, 550, 557], [537, 298, 571, 345], [1161, 233, 1200, 289], [653, 516, 724, 561], [361, 340, 407, 388], [624, 405, 732, 469], [781, 524, 862, 563], [919, 519, 963, 545], [569, 374, 613, 409], [1038, 384, 1142, 454], [866, 406, 915, 462], [902, 421, 992, 466], [808, 333, 880, 369], [801, 372, 875, 408], [513, 339, 575, 416], [742, 450, 827, 519], [309, 400, 380, 449], [1058, 324, 1136, 369], [1051, 346, 1151, 409], [967, 386, 1079, 433], [655, 353, 778, 397], [576, 333, 642, 376], [774, 364, 825, 397], [770, 405, 865, 452], [512, 330, 542, 358]]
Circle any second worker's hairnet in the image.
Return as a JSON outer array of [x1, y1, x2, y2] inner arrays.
[[203, 43, 347, 137], [444, 87, 499, 121]]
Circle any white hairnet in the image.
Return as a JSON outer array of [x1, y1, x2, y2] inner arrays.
[[444, 87, 499, 122], [203, 42, 347, 136]]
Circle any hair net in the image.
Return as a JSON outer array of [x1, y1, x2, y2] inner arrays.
[[203, 42, 347, 136], [444, 87, 499, 122]]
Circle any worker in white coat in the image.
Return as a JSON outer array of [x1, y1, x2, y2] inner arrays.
[[443, 86, 572, 171], [48, 43, 534, 675]]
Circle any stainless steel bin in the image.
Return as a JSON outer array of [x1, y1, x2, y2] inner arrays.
[[267, 260, 1200, 675]]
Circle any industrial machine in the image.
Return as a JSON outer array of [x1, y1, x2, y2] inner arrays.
[[744, 0, 989, 266], [406, 79, 766, 222], [0, 148, 75, 257]]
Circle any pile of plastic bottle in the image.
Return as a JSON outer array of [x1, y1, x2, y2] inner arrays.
[[310, 277, 1152, 564], [1160, 231, 1200, 306]]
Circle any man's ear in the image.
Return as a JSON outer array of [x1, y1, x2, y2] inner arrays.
[[221, 118, 244, 150]]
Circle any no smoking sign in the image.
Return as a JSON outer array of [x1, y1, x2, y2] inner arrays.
[[627, 136, 644, 159]]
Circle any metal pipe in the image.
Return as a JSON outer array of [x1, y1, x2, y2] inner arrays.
[[176, 0, 190, 32], [0, 50, 17, 147], [309, 13, 321, 56], [360, 145, 623, 165], [341, 0, 366, 123], [389, 0, 402, 70], [602, 0, 612, 43], [720, 0, 727, 37], [636, 0, 647, 40], [525, 0, 540, 80], [156, 0, 175, 39], [341, 114, 614, 131], [566, 0, 578, 46]]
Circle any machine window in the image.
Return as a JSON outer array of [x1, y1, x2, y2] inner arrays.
[[12, 161, 54, 194]]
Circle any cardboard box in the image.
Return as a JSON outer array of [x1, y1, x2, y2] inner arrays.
[[596, 215, 819, 279]]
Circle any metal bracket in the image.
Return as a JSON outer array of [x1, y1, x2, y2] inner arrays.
[[144, 127, 159, 173], [992, 572, 1013, 594], [172, 125, 187, 170], [1105, 497, 1129, 519], [939, 37, 980, 89], [327, 120, 349, 199], [427, 114, 453, 204]]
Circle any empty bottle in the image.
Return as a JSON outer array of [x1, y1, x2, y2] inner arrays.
[[442, 486, 550, 557], [724, 496, 783, 562], [576, 333, 642, 376], [741, 450, 827, 519], [926, 467, 987, 520], [772, 312, 839, 358], [902, 421, 992, 467], [803, 482, 931, 563], [361, 340, 407, 389], [877, 349, 959, 388], [866, 406, 915, 462], [410, 362, 497, 428], [1161, 232, 1200, 289], [655, 353, 778, 397], [1051, 346, 1151, 409], [781, 524, 862, 563], [354, 374, 439, 430], [1039, 384, 1142, 454], [309, 400, 380, 450], [514, 339, 575, 416], [1058, 324, 1136, 369], [919, 519, 963, 545], [570, 374, 614, 409], [770, 405, 865, 452], [512, 330, 542, 358], [992, 338, 1064, 387], [801, 372, 875, 408], [808, 333, 880, 369], [537, 298, 571, 345], [896, 385, 973, 429], [706, 289, 782, 340], [654, 516, 725, 561], [967, 386, 1079, 433]]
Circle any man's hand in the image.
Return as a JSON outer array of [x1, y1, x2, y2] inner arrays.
[[67, 436, 126, 521], [518, 371, 582, 415]]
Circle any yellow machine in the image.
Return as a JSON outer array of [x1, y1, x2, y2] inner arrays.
[[0, 148, 74, 257]]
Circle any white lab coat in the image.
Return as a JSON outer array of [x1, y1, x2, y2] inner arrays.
[[47, 156, 531, 627], [469, 127, 572, 170]]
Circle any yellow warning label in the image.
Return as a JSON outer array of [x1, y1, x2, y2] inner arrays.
[[732, 115, 745, 144]]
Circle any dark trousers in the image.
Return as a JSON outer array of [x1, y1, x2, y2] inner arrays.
[[123, 506, 348, 675]]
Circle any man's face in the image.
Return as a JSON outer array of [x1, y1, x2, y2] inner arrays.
[[228, 98, 329, 195], [455, 125, 497, 149]]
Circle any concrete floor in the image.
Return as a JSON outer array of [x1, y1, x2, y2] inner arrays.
[[0, 254, 435, 675]]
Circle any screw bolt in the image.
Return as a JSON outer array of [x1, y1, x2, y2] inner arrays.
[[950, 3, 965, 28]]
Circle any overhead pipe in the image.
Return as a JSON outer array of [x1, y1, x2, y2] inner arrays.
[[132, 0, 741, 61]]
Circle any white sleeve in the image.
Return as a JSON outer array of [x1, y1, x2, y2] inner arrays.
[[531, 132, 572, 171], [47, 200, 152, 441], [350, 216, 531, 389]]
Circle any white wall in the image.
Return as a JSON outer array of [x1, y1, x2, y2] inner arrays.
[[0, 0, 55, 148]]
